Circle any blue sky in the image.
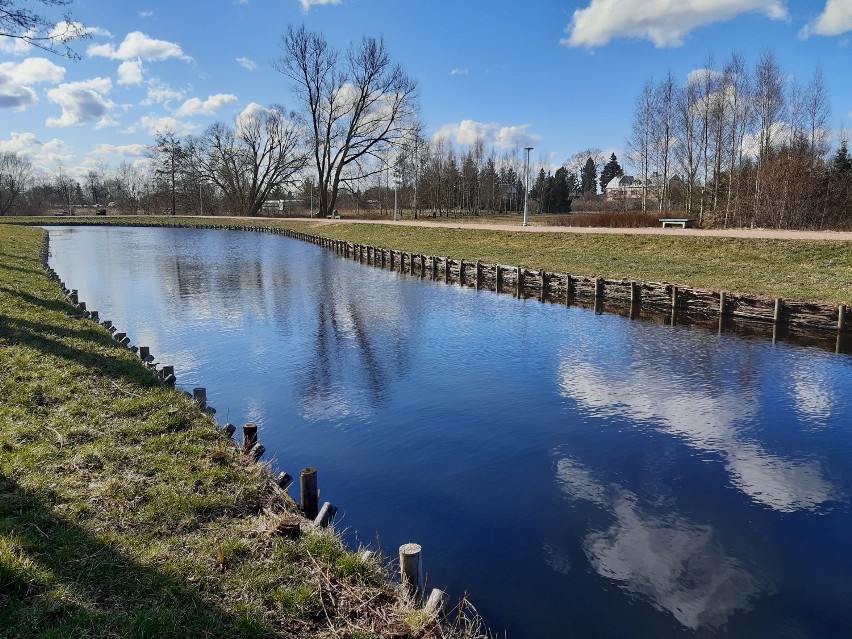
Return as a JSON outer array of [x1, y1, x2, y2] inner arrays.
[[2, 0, 851, 181]]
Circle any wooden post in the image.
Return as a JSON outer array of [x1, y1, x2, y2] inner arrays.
[[671, 285, 678, 309], [193, 387, 207, 410], [431, 255, 436, 279], [160, 364, 174, 379], [424, 588, 448, 616], [138, 346, 150, 360], [314, 502, 338, 528], [517, 266, 523, 299], [390, 250, 395, 269], [475, 261, 481, 290], [459, 260, 465, 286], [593, 278, 601, 299], [565, 273, 572, 306], [249, 443, 265, 461], [410, 253, 416, 276], [719, 291, 727, 316], [300, 467, 319, 519], [223, 423, 236, 438], [539, 269, 547, 302], [90, 310, 99, 322], [420, 254, 425, 278], [399, 542, 423, 598], [277, 472, 293, 490], [839, 304, 847, 331], [242, 422, 258, 452], [495, 265, 501, 293], [444, 257, 450, 283], [774, 298, 783, 324]]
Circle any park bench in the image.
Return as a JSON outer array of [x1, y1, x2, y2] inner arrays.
[[659, 218, 694, 228]]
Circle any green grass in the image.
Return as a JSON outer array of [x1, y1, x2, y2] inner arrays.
[[0, 224, 429, 638]]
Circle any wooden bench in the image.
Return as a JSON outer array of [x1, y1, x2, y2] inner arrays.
[[659, 218, 694, 228]]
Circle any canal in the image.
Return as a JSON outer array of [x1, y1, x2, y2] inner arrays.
[[47, 225, 852, 638]]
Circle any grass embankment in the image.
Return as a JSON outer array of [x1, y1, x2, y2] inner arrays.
[[0, 224, 437, 638], [278, 220, 852, 305]]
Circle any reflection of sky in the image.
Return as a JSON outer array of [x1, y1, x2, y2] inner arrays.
[[556, 457, 769, 631], [559, 360, 841, 513]]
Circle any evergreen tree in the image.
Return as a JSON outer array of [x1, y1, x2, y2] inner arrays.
[[581, 157, 597, 195], [551, 167, 572, 212], [600, 153, 624, 191], [832, 142, 852, 175]]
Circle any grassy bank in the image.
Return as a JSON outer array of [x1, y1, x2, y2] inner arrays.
[[0, 224, 449, 638], [7, 215, 850, 304]]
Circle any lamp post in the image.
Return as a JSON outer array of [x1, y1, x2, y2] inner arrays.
[[523, 146, 533, 226]]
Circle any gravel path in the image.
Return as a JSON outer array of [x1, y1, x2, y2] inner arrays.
[[310, 218, 852, 241]]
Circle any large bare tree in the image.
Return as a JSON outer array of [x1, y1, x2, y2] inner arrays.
[[0, 151, 32, 215], [0, 0, 88, 59], [276, 25, 419, 218], [192, 105, 307, 216]]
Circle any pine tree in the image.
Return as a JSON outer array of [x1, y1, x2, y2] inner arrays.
[[832, 142, 852, 175], [600, 153, 624, 192], [581, 157, 597, 195], [551, 167, 572, 212]]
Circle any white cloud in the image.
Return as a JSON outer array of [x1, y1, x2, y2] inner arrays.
[[139, 10, 154, 18], [117, 59, 144, 85], [433, 119, 540, 149], [48, 21, 112, 42], [0, 57, 66, 109], [138, 115, 197, 136], [800, 0, 852, 37], [46, 77, 116, 128], [0, 132, 74, 169], [0, 32, 34, 55], [175, 93, 238, 116], [300, 0, 342, 12], [450, 67, 469, 76], [87, 31, 191, 62], [564, 0, 789, 48], [236, 56, 257, 71], [91, 143, 147, 157], [142, 81, 184, 106]]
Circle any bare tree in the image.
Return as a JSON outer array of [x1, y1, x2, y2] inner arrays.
[[276, 25, 419, 218], [628, 81, 655, 213], [653, 73, 676, 213], [0, 151, 32, 215], [192, 105, 306, 216], [753, 50, 785, 224], [0, 0, 88, 59], [149, 132, 187, 216], [804, 67, 831, 162]]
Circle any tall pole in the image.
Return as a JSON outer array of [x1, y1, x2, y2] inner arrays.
[[523, 146, 533, 226], [393, 166, 398, 221]]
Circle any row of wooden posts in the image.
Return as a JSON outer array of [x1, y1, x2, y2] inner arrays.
[[214, 414, 446, 607], [41, 220, 847, 334], [42, 236, 445, 612]]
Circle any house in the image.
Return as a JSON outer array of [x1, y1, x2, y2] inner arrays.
[[604, 172, 681, 202]]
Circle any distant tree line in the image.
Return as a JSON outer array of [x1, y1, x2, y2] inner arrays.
[[627, 50, 850, 229]]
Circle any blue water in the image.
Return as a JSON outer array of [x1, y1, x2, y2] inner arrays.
[[47, 226, 852, 638]]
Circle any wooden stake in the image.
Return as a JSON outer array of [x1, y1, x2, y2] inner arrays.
[[459, 260, 465, 286], [565, 273, 572, 306], [475, 261, 481, 290], [300, 467, 319, 519], [242, 422, 258, 452], [399, 543, 423, 598], [277, 472, 293, 490], [193, 387, 207, 410], [671, 285, 678, 309], [314, 502, 338, 528], [424, 588, 448, 616], [719, 291, 727, 316], [774, 298, 783, 324], [517, 266, 523, 298], [495, 265, 501, 293], [539, 269, 547, 302], [445, 257, 450, 283], [838, 304, 846, 331]]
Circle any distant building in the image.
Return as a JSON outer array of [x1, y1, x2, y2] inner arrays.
[[604, 173, 681, 201]]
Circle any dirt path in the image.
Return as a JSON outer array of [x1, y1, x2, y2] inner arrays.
[[307, 218, 852, 241]]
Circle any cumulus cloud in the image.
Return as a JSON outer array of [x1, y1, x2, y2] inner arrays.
[[87, 31, 191, 62], [144, 82, 184, 105], [564, 0, 788, 48], [300, 0, 342, 12], [46, 77, 115, 128], [0, 132, 74, 169], [175, 93, 238, 116], [236, 56, 257, 71], [49, 21, 112, 42], [0, 57, 66, 109], [0, 32, 34, 55], [801, 0, 852, 37], [117, 59, 144, 85], [433, 119, 540, 149], [138, 114, 197, 136], [91, 143, 148, 157]]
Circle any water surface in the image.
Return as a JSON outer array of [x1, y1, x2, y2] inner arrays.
[[48, 226, 852, 638]]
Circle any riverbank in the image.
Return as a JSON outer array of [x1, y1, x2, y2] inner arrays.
[[0, 224, 462, 638], [5, 215, 850, 305]]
